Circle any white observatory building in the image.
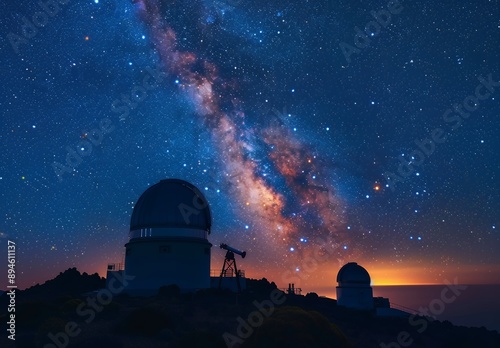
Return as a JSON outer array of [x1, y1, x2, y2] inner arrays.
[[336, 262, 374, 310], [107, 179, 212, 295]]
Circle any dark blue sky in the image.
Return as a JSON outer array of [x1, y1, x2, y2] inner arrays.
[[1, 0, 499, 289]]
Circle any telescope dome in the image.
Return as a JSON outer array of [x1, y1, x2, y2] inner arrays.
[[337, 262, 371, 285], [130, 179, 211, 232]]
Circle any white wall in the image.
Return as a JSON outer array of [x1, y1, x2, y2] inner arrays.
[[123, 237, 211, 294], [336, 285, 374, 310]]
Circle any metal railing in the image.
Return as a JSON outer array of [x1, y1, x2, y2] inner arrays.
[[107, 263, 124, 271], [210, 269, 245, 277], [389, 302, 419, 315]]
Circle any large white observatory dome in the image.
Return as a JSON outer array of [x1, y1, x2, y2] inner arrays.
[[118, 179, 213, 295], [130, 178, 211, 233]]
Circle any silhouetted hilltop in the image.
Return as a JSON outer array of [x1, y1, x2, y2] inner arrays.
[[17, 268, 105, 300], [1, 269, 499, 348]]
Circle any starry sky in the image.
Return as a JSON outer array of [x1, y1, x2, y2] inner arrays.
[[1, 0, 499, 291]]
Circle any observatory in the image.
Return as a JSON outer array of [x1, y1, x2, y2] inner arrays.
[[336, 262, 374, 310], [107, 179, 212, 295]]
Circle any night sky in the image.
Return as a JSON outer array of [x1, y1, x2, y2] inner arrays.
[[1, 0, 499, 291]]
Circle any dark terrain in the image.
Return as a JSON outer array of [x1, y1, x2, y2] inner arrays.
[[1, 268, 499, 348]]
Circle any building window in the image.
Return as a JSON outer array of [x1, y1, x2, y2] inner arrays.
[[159, 245, 171, 253]]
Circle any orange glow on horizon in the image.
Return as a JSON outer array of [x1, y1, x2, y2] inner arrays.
[[233, 262, 500, 292], [17, 254, 500, 291]]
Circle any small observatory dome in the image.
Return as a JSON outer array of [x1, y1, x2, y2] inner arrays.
[[131, 178, 211, 232], [337, 262, 371, 285], [336, 262, 373, 310]]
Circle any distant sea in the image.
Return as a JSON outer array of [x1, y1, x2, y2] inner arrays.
[[316, 284, 500, 333]]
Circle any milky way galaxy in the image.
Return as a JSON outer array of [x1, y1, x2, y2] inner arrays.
[[3, 0, 498, 290], [131, 0, 349, 272]]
